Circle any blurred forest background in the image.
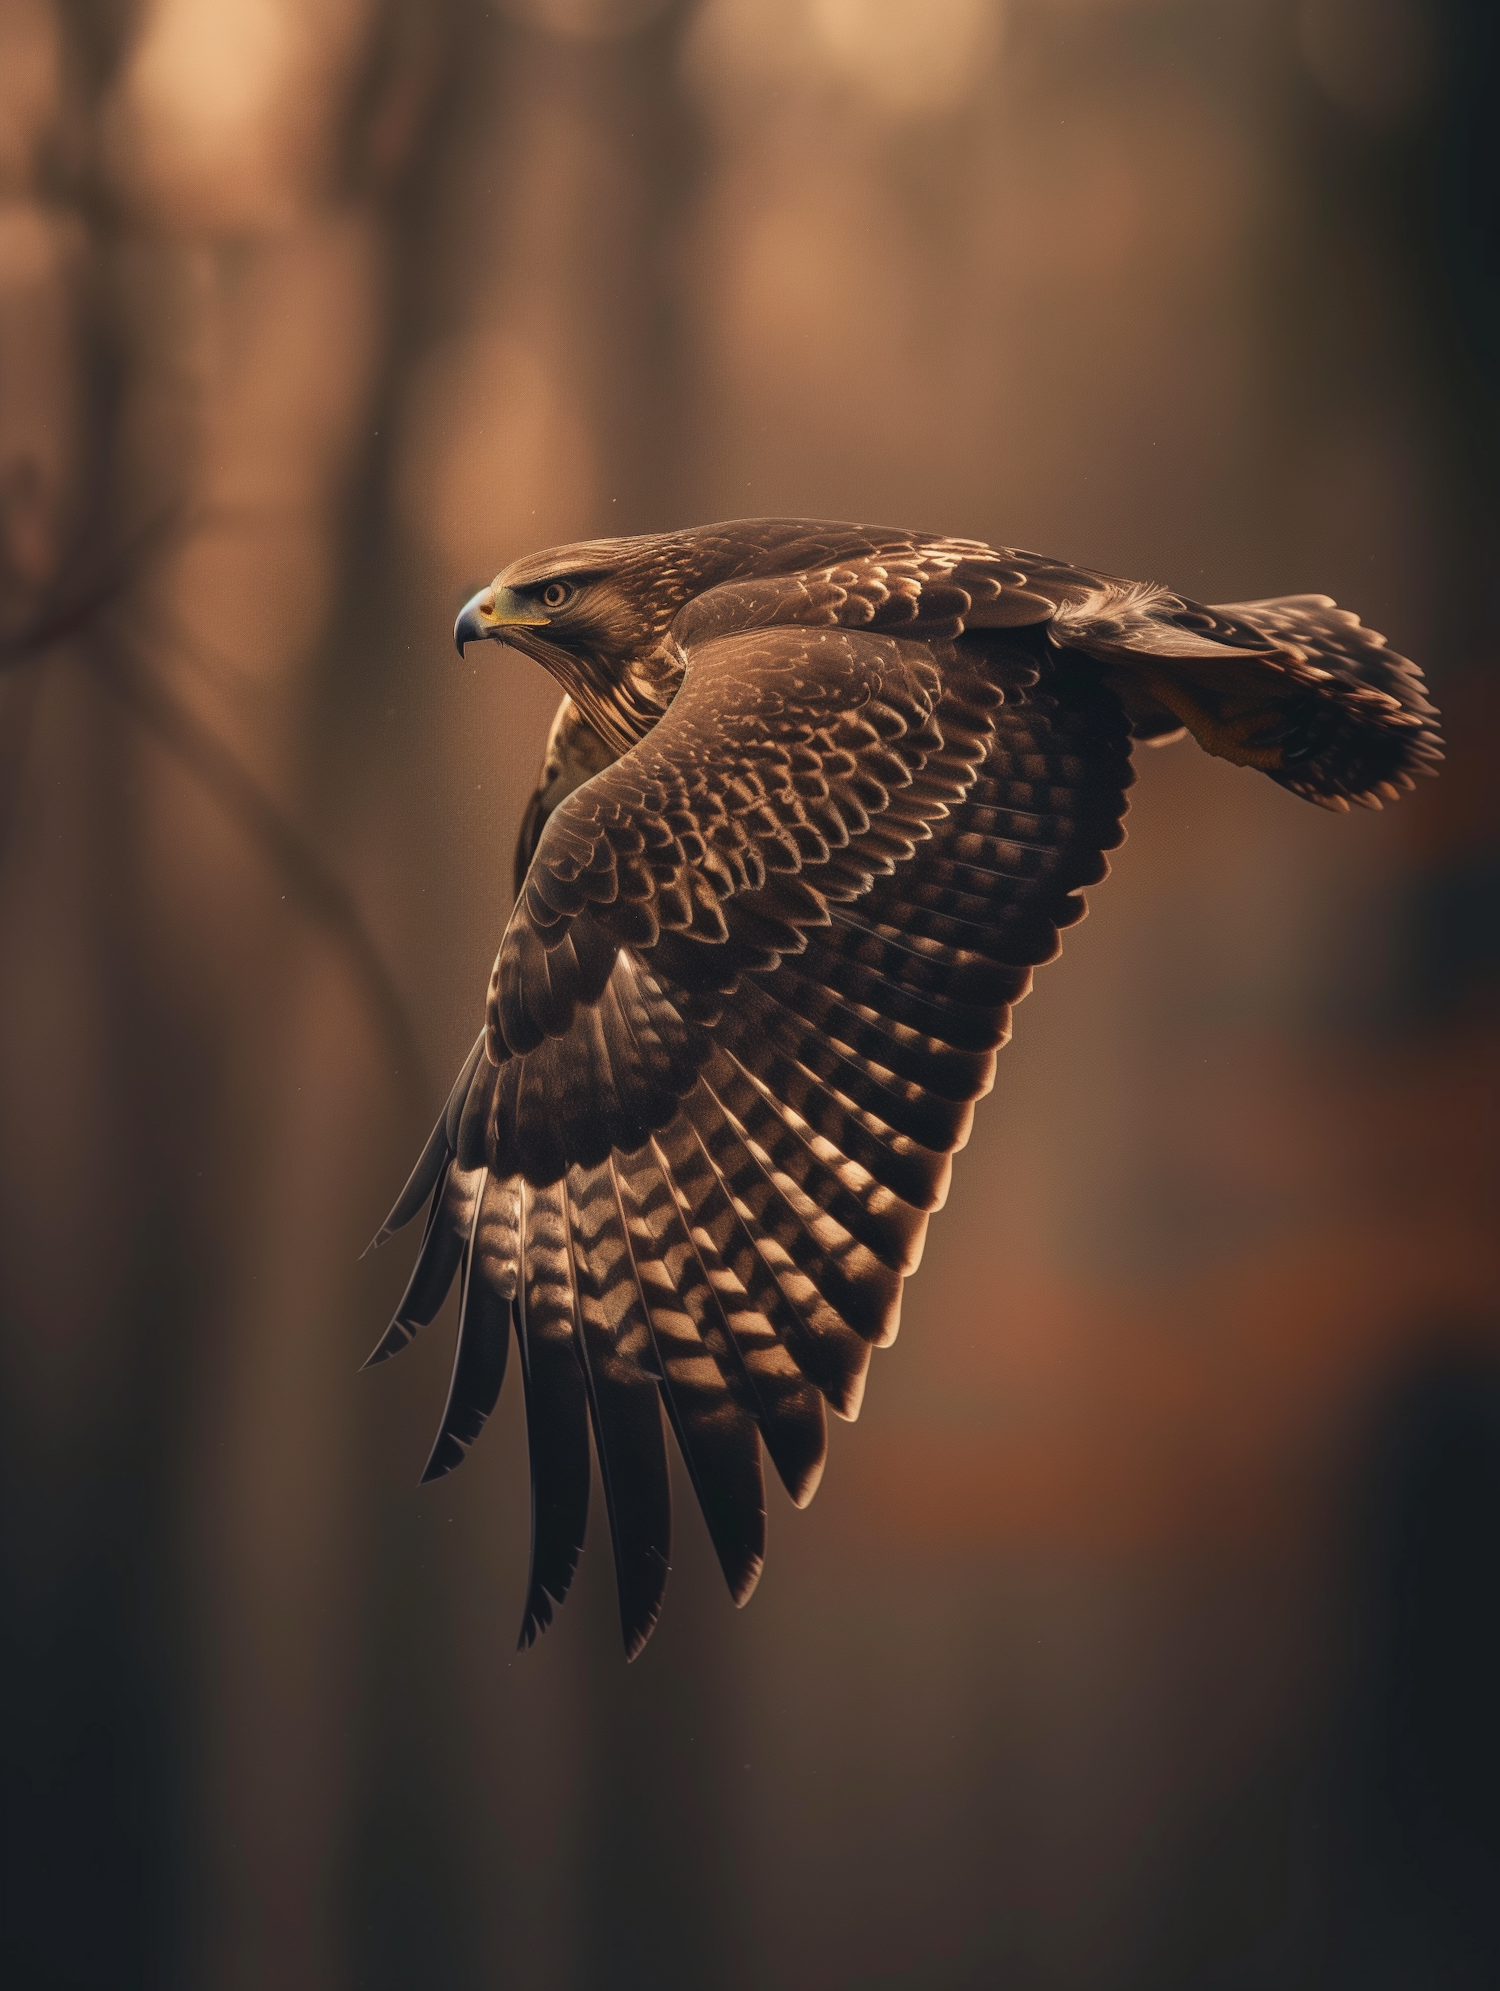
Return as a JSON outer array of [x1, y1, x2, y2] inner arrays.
[[1, 1, 1496, 1986]]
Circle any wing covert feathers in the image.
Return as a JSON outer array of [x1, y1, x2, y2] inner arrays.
[[372, 646, 1132, 1654], [373, 520, 1436, 1655]]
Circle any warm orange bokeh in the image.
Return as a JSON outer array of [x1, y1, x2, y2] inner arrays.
[[1, 3, 1495, 1987]]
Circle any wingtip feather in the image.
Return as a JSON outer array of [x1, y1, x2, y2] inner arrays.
[[361, 1319, 416, 1370], [785, 1449, 826, 1509], [728, 1554, 765, 1609], [417, 1442, 462, 1486]]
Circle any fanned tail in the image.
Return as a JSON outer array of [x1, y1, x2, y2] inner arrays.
[[1057, 584, 1443, 808]]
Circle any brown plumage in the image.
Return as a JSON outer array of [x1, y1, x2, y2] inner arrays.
[[369, 518, 1441, 1658]]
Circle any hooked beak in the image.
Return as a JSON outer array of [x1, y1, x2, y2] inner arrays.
[[453, 583, 552, 656]]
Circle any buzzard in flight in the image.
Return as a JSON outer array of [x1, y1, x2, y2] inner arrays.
[[369, 519, 1439, 1657]]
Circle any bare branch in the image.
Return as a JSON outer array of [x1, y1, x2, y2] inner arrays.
[[93, 630, 428, 1102]]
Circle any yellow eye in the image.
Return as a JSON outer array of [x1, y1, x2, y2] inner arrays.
[[542, 581, 571, 610]]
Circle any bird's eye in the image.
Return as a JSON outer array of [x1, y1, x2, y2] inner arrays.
[[541, 581, 572, 610]]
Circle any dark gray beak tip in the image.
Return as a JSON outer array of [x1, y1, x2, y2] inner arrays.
[[454, 587, 493, 657]]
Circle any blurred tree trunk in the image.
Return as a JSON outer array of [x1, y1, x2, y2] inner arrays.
[[0, 4, 447, 1984]]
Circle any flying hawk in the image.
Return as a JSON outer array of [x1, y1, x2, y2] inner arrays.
[[369, 519, 1440, 1657]]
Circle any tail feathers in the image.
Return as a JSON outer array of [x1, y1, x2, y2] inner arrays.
[[1207, 594, 1442, 807], [1054, 582, 1442, 808]]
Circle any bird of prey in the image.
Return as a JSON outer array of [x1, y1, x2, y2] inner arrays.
[[368, 518, 1440, 1658]]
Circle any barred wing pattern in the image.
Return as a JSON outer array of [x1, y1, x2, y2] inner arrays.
[[371, 642, 1128, 1657], [371, 521, 1440, 1657]]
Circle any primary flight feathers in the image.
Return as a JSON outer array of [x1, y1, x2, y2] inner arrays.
[[369, 518, 1440, 1658]]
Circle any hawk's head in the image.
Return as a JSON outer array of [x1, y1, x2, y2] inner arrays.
[[452, 519, 922, 756], [454, 531, 719, 755]]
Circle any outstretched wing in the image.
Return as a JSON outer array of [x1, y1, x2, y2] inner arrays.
[[370, 620, 1132, 1656], [372, 525, 1438, 1657]]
